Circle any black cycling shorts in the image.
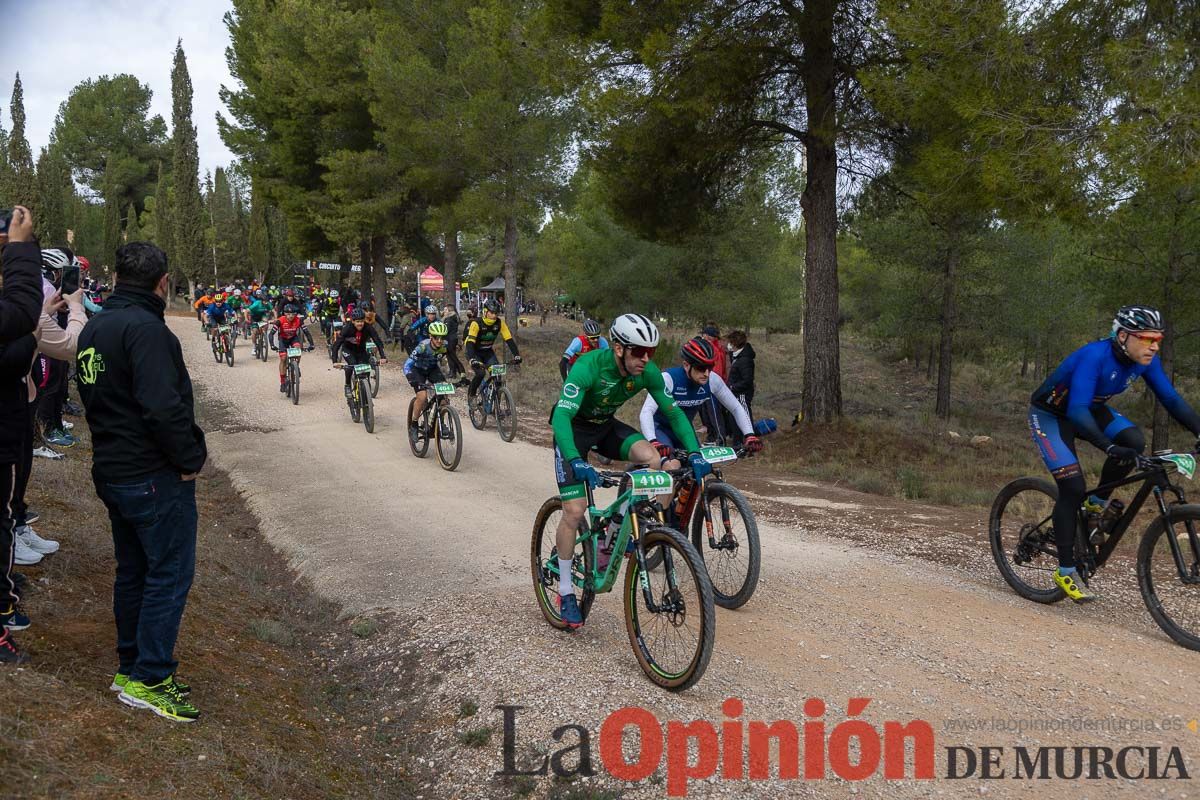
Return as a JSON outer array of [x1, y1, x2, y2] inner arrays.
[[407, 366, 447, 392], [553, 418, 644, 501]]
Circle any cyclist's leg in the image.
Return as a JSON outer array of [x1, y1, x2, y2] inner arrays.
[[342, 350, 360, 392], [553, 429, 604, 588], [468, 351, 494, 398], [409, 370, 430, 424], [277, 337, 290, 382], [1093, 406, 1144, 499], [1029, 406, 1084, 570]]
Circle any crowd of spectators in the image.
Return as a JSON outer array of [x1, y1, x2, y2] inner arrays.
[[1, 210, 205, 722]]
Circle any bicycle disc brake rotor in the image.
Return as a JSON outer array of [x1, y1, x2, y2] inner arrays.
[[660, 587, 687, 627]]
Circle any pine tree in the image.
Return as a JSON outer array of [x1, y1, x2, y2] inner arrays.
[[171, 41, 207, 289], [7, 73, 37, 208]]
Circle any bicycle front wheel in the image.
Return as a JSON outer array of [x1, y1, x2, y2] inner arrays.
[[625, 524, 715, 692], [690, 482, 760, 609], [211, 340, 221, 362], [495, 386, 517, 442], [1138, 506, 1200, 651], [435, 404, 462, 471], [531, 498, 595, 630], [290, 362, 300, 405], [361, 380, 374, 433], [225, 339, 235, 367], [370, 362, 381, 398], [989, 477, 1066, 604], [350, 384, 362, 423]]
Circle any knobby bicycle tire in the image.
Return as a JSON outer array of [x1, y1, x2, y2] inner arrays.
[[989, 477, 1066, 604], [435, 404, 462, 471], [531, 497, 595, 630], [362, 379, 375, 433], [496, 385, 517, 442], [1137, 505, 1200, 651], [690, 481, 760, 609]]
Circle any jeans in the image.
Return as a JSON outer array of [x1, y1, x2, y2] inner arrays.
[[96, 470, 198, 684]]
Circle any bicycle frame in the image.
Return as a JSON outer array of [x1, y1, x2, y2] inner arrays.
[[1030, 460, 1199, 583]]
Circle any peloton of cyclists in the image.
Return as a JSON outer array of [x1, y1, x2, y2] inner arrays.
[[332, 308, 388, 399]]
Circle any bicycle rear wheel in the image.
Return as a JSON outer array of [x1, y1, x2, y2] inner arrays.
[[361, 380, 375, 433], [435, 404, 462, 471], [406, 397, 430, 457], [690, 482, 760, 609], [495, 385, 517, 442], [531, 498, 595, 630], [989, 477, 1066, 604], [468, 385, 487, 430], [625, 524, 715, 692], [1138, 506, 1200, 651]]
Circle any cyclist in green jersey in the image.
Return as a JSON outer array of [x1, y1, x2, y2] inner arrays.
[[550, 313, 714, 628]]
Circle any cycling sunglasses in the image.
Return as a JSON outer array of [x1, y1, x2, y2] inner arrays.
[[1130, 331, 1164, 343], [627, 345, 656, 360]]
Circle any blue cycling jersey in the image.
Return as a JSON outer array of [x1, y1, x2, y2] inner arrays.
[[403, 338, 445, 375], [206, 303, 234, 322], [652, 366, 711, 429], [1031, 338, 1200, 448]]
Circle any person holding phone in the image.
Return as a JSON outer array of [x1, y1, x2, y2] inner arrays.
[[34, 249, 80, 449], [0, 206, 46, 664]]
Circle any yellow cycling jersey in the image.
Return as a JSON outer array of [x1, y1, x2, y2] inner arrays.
[[464, 317, 513, 350]]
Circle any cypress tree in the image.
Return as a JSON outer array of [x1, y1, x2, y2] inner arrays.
[[34, 147, 68, 244], [125, 202, 142, 242], [152, 162, 173, 258], [171, 41, 206, 286], [247, 177, 269, 280], [102, 174, 121, 267], [7, 73, 36, 208]]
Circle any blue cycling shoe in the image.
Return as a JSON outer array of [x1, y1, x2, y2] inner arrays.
[[557, 593, 583, 629]]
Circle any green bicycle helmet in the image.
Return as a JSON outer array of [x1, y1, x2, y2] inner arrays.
[[428, 321, 448, 337]]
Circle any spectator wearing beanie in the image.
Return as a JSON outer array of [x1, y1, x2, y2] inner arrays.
[[0, 207, 48, 664], [76, 242, 206, 721]]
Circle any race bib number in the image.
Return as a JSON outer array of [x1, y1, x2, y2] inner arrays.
[[218, 326, 231, 333], [366, 341, 377, 352], [490, 364, 507, 376], [354, 363, 373, 375], [434, 382, 455, 395], [700, 445, 738, 464], [1163, 453, 1196, 480], [629, 469, 674, 496], [287, 347, 302, 358], [332, 321, 343, 328]]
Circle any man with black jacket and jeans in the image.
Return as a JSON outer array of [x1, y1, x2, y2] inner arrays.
[[725, 330, 756, 447], [76, 242, 207, 722], [0, 207, 46, 664]]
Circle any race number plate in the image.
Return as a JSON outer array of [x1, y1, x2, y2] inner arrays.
[[490, 364, 507, 376], [629, 470, 674, 496], [1163, 453, 1196, 480], [366, 341, 377, 351], [434, 382, 455, 395], [332, 321, 343, 328], [354, 363, 373, 375], [218, 326, 231, 333], [287, 347, 302, 358], [700, 445, 738, 464]]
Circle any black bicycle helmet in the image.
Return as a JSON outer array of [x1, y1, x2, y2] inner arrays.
[[283, 303, 298, 314], [351, 309, 366, 320], [1113, 305, 1164, 333]]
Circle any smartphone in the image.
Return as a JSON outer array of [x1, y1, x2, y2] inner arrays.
[[0, 209, 11, 235], [61, 264, 80, 295]]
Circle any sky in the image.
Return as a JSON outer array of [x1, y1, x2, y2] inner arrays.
[[0, 0, 238, 176]]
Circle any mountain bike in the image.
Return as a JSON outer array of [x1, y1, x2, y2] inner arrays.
[[469, 361, 517, 442], [328, 319, 344, 363], [282, 344, 305, 405], [251, 322, 270, 361], [340, 362, 376, 433], [531, 468, 716, 692], [647, 445, 761, 609], [211, 325, 234, 367], [366, 340, 382, 398], [991, 450, 1200, 650], [407, 381, 462, 471]]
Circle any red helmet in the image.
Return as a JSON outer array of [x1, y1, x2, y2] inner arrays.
[[681, 336, 716, 369], [77, 256, 91, 270]]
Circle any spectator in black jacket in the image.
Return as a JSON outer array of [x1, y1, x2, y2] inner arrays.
[[725, 330, 756, 446], [76, 242, 206, 720], [0, 207, 46, 664]]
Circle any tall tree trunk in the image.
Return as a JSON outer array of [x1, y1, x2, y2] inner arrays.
[[502, 216, 519, 332], [799, 0, 841, 423], [926, 342, 935, 381], [935, 245, 958, 419], [358, 239, 371, 299], [338, 249, 351, 294], [444, 229, 459, 311], [1020, 335, 1029, 378], [371, 235, 388, 324]]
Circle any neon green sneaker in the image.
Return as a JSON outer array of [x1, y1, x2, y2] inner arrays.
[[111, 672, 191, 696], [119, 678, 200, 722], [1054, 569, 1097, 604]]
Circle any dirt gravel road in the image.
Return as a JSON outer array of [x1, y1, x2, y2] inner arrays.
[[176, 317, 1200, 800]]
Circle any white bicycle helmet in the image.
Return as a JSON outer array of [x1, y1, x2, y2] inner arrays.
[[609, 313, 660, 348], [41, 248, 75, 270]]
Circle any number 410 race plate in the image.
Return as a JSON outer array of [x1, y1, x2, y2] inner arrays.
[[629, 470, 673, 496]]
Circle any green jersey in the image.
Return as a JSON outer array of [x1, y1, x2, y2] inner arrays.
[[227, 296, 245, 310], [551, 348, 699, 462], [248, 299, 272, 321]]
